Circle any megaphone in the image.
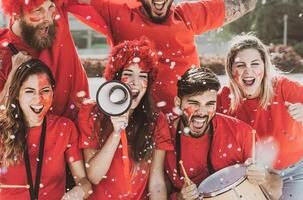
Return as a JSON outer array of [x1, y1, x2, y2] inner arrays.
[[96, 80, 132, 116]]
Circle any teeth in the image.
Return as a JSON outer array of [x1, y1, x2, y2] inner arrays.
[[30, 105, 44, 113], [31, 105, 43, 110], [243, 77, 255, 81], [193, 118, 206, 123]]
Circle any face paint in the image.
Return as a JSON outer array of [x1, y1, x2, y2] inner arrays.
[[142, 79, 148, 88], [184, 106, 196, 121], [51, 10, 57, 19], [121, 76, 129, 83], [29, 16, 42, 22]]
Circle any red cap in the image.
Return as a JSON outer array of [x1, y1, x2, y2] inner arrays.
[[104, 37, 158, 82]]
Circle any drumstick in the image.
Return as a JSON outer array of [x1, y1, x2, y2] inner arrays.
[[179, 160, 191, 185], [0, 184, 30, 189], [252, 130, 256, 164]]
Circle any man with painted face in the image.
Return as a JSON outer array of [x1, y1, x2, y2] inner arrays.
[[164, 67, 282, 200], [0, 0, 89, 120], [76, 0, 257, 114]]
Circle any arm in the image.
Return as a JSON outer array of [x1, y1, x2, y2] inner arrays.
[[83, 133, 121, 185], [224, 0, 257, 25], [246, 163, 282, 200], [67, 160, 93, 199], [0, 52, 31, 104], [149, 150, 167, 200]]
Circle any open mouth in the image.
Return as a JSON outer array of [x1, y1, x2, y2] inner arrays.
[[131, 89, 140, 99], [242, 77, 255, 86], [190, 116, 207, 130], [30, 105, 44, 114], [154, 1, 165, 10], [152, 0, 166, 14], [39, 26, 49, 37]]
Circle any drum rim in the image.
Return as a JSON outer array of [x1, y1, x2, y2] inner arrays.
[[202, 176, 246, 197]]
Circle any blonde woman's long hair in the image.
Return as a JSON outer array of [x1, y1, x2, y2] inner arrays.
[[225, 34, 275, 112]]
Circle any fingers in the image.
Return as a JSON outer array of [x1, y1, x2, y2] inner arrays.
[[11, 52, 32, 70], [246, 164, 268, 185], [244, 158, 253, 166], [111, 112, 129, 133], [180, 183, 199, 200], [285, 102, 303, 123]]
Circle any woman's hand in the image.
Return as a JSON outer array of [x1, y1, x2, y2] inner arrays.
[[110, 112, 129, 135], [285, 101, 303, 123], [61, 186, 85, 200]]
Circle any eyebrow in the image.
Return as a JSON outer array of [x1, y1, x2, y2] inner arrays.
[[123, 69, 133, 72], [207, 100, 217, 104], [187, 99, 200, 103]]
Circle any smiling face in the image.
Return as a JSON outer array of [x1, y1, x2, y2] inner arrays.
[[176, 90, 217, 138], [19, 0, 56, 50], [232, 48, 265, 99], [140, 0, 174, 23], [19, 73, 53, 127], [121, 64, 149, 110]]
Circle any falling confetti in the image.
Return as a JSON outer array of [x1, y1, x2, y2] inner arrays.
[[156, 101, 167, 108], [132, 57, 141, 63]]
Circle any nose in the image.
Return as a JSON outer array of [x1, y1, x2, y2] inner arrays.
[[129, 76, 140, 86], [33, 92, 44, 103]]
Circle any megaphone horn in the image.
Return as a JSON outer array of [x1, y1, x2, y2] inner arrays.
[[96, 80, 132, 116]]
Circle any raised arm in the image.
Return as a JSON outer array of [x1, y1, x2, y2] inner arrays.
[[224, 0, 257, 25]]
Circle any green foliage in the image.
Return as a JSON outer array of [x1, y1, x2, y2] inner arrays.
[[294, 42, 303, 57], [222, 0, 303, 45]]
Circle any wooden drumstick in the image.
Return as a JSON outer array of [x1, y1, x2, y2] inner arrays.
[[0, 184, 30, 189], [252, 130, 256, 164], [179, 160, 191, 185]]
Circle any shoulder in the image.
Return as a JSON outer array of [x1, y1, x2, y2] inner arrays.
[[218, 86, 231, 97], [47, 114, 75, 127], [214, 113, 252, 131]]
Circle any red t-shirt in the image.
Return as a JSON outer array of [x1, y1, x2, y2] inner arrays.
[[0, 1, 89, 120], [165, 113, 252, 198], [77, 103, 174, 200], [217, 77, 303, 169], [72, 0, 225, 113], [0, 114, 82, 200]]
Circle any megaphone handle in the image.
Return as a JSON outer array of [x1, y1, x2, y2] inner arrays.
[[120, 129, 132, 194]]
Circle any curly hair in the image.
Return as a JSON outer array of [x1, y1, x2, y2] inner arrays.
[[0, 59, 55, 167]]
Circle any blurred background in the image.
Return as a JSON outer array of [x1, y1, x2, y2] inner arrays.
[[1, 0, 302, 97]]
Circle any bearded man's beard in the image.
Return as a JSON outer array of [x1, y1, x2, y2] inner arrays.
[[20, 20, 56, 51]]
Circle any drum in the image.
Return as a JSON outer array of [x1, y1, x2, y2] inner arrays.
[[197, 165, 270, 200]]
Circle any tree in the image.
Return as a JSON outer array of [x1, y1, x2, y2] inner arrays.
[[222, 0, 303, 45]]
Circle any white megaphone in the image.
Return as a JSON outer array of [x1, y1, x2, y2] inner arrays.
[[96, 80, 132, 116]]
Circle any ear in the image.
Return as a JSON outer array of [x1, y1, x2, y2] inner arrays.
[[174, 96, 181, 108]]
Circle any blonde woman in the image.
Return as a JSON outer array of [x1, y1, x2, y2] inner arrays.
[[217, 34, 303, 200]]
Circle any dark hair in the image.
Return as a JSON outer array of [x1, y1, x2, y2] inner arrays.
[[99, 38, 158, 162], [177, 67, 221, 97], [0, 58, 55, 166]]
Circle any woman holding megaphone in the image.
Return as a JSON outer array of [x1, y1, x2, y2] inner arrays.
[[77, 37, 173, 200]]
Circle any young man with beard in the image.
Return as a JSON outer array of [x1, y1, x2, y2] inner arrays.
[[76, 0, 257, 114], [164, 67, 282, 200], [0, 0, 89, 120]]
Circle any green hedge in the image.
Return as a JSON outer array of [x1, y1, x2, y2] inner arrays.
[[82, 44, 303, 77]]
